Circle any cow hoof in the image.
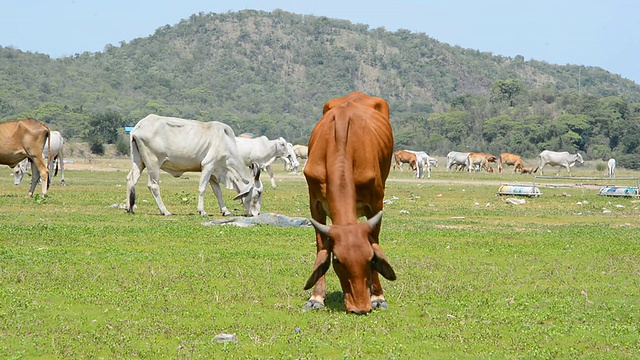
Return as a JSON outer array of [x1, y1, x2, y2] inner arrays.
[[371, 299, 388, 310], [304, 300, 324, 310], [221, 210, 232, 216], [199, 211, 209, 216], [162, 212, 173, 216]]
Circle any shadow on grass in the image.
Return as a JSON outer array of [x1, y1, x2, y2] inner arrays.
[[324, 291, 346, 312]]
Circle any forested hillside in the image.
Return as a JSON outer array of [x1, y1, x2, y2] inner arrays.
[[1, 9, 639, 167]]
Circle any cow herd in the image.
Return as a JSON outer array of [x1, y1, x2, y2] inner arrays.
[[0, 91, 616, 315], [390, 150, 587, 178]]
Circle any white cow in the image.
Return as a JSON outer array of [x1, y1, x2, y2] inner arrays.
[[446, 151, 470, 171], [235, 136, 298, 188], [537, 150, 584, 176], [13, 130, 65, 186], [407, 150, 437, 179], [607, 158, 616, 178], [281, 142, 301, 172], [125, 114, 263, 216], [292, 144, 308, 171]]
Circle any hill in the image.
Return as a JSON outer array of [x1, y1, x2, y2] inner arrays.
[[1, 9, 639, 166]]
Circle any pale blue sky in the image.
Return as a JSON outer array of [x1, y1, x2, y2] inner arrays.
[[2, 0, 639, 84]]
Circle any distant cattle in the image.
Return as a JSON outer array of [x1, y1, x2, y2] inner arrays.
[[125, 114, 263, 216], [235, 136, 297, 188], [498, 153, 525, 173], [13, 130, 65, 186], [537, 150, 584, 176], [607, 158, 616, 178], [520, 166, 537, 174], [446, 151, 470, 171], [468, 152, 497, 172], [304, 91, 396, 314], [0, 119, 51, 197]]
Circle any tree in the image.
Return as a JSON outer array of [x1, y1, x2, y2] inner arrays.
[[85, 111, 124, 155], [490, 79, 526, 107]]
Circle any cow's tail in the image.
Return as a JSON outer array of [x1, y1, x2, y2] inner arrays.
[[53, 155, 59, 177], [44, 126, 51, 190], [127, 137, 138, 214]]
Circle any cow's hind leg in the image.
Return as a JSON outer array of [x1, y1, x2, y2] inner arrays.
[[138, 154, 170, 215], [29, 155, 49, 197], [125, 147, 146, 214]]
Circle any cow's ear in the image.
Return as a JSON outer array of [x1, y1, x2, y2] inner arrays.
[[233, 187, 251, 200], [251, 163, 261, 181], [371, 243, 396, 281], [304, 249, 331, 290]]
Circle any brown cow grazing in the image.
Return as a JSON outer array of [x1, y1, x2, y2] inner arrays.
[[304, 91, 397, 314], [468, 152, 497, 172], [498, 152, 525, 173], [520, 166, 537, 174], [392, 150, 418, 172], [0, 119, 50, 197]]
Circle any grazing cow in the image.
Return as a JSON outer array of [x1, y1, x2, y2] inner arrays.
[[125, 114, 263, 216], [446, 151, 470, 171], [536, 150, 584, 176], [235, 136, 298, 188], [282, 142, 301, 172], [520, 166, 537, 174], [292, 144, 309, 171], [13, 130, 65, 186], [406, 150, 437, 179], [468, 152, 497, 172], [0, 119, 50, 197], [304, 91, 396, 314], [498, 152, 525, 173], [607, 158, 616, 178], [392, 150, 418, 173]]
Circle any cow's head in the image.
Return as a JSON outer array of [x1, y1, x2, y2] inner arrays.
[[576, 153, 584, 164], [305, 212, 396, 314], [234, 163, 263, 216], [12, 159, 29, 185]]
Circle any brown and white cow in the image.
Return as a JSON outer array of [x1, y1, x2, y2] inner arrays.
[[498, 152, 525, 173], [0, 119, 50, 197], [468, 152, 497, 172], [392, 150, 418, 172], [304, 91, 397, 314]]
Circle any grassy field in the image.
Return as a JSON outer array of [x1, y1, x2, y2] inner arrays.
[[1, 161, 639, 359]]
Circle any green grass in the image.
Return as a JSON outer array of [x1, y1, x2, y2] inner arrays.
[[1, 164, 639, 358]]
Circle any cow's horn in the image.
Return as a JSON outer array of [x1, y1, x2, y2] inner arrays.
[[366, 211, 383, 229], [309, 218, 330, 237]]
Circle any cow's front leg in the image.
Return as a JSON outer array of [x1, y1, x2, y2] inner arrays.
[[305, 274, 326, 310], [197, 172, 212, 216], [370, 272, 388, 310], [208, 179, 232, 216]]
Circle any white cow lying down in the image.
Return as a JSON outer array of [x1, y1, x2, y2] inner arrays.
[[125, 114, 263, 216]]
